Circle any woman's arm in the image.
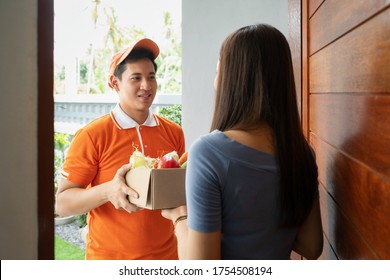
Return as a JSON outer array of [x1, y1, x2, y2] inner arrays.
[[162, 206, 221, 260], [55, 163, 140, 217], [292, 199, 323, 259], [162, 206, 188, 259], [172, 214, 188, 259], [186, 229, 221, 260]]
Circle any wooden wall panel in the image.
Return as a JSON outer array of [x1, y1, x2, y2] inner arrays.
[[302, 0, 390, 259], [310, 8, 390, 93], [308, 0, 324, 18], [310, 94, 390, 178], [316, 177, 380, 259], [317, 184, 339, 260], [293, 0, 390, 259], [312, 135, 388, 259], [309, 0, 389, 54]]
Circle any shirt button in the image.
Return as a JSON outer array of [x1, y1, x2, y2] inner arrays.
[[144, 145, 148, 148], [139, 126, 142, 131]]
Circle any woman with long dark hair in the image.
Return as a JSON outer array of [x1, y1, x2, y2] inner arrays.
[[163, 24, 323, 260]]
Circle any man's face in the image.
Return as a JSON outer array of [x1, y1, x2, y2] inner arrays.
[[115, 58, 157, 118]]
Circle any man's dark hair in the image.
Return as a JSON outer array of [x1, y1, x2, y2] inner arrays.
[[113, 48, 158, 80]]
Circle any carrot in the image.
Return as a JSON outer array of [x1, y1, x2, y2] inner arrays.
[[178, 151, 188, 165]]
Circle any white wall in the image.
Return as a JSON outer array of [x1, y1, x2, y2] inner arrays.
[[0, 0, 38, 259], [182, 0, 288, 147]]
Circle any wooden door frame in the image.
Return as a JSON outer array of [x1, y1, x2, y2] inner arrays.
[[37, 0, 310, 259], [288, 0, 310, 260], [288, 0, 309, 138], [38, 0, 54, 260]]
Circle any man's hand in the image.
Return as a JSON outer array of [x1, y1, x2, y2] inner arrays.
[[106, 163, 141, 213]]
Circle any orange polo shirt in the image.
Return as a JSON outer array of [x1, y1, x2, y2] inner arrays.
[[61, 104, 185, 259]]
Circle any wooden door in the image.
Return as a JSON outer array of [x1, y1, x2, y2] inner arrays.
[[289, 0, 390, 259]]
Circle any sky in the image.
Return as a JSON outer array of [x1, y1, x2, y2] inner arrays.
[[54, 0, 181, 64]]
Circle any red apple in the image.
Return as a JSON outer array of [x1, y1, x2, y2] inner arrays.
[[159, 151, 180, 168]]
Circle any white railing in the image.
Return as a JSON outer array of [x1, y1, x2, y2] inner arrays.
[[54, 94, 181, 135]]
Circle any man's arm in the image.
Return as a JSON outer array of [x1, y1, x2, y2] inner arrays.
[[55, 163, 140, 217]]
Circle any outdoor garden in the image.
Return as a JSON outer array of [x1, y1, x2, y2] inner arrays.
[[54, 0, 182, 259]]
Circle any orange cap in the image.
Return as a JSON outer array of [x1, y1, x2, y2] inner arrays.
[[108, 38, 160, 88]]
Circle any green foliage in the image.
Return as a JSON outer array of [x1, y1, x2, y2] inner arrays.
[[54, 133, 71, 191], [54, 154, 62, 192], [56, 65, 65, 81], [54, 133, 71, 155], [79, 63, 88, 84], [93, 48, 118, 93], [77, 214, 88, 228], [55, 235, 85, 260], [159, 104, 182, 126], [54, 132, 71, 146]]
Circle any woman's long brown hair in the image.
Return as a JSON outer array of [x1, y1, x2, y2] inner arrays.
[[211, 24, 318, 227]]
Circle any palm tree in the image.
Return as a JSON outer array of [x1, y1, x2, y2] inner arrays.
[[86, 0, 101, 94], [104, 8, 125, 53], [157, 11, 182, 94]]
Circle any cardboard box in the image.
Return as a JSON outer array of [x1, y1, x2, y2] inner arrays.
[[125, 167, 186, 210]]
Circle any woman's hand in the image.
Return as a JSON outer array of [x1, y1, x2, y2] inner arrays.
[[162, 205, 187, 223]]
